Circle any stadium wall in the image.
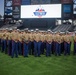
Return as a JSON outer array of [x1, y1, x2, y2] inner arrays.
[[22, 19, 56, 29]]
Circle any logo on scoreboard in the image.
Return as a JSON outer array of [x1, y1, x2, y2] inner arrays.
[[33, 8, 47, 18]]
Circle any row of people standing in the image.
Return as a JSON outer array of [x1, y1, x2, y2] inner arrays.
[[0, 29, 76, 58]]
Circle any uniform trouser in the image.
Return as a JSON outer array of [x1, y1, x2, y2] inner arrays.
[[22, 42, 24, 55], [74, 42, 76, 54], [29, 41, 34, 55], [2, 40, 7, 53], [38, 41, 42, 56], [41, 42, 45, 54], [4, 40, 7, 54], [0, 39, 1, 51], [64, 42, 70, 55], [18, 41, 22, 55], [11, 41, 18, 58], [46, 43, 52, 56], [24, 43, 28, 57], [52, 42, 56, 54], [8, 40, 12, 56], [29, 41, 32, 55], [55, 42, 61, 56], [34, 41, 42, 57], [1, 39, 4, 52], [31, 42, 34, 55], [61, 42, 64, 53]]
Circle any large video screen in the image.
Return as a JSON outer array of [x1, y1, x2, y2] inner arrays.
[[21, 4, 61, 18]]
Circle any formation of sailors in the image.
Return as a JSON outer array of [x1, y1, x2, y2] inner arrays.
[[0, 28, 76, 58]]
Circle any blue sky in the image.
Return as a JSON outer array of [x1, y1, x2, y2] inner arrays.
[[0, 0, 4, 16]]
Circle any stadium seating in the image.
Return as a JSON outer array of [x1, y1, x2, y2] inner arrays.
[[73, 26, 76, 31], [0, 23, 74, 32], [52, 24, 72, 32], [0, 24, 22, 29]]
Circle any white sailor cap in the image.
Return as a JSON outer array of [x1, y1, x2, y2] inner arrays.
[[2, 28, 5, 30], [0, 29, 2, 30], [26, 28, 29, 30], [5, 28, 8, 30], [47, 29, 50, 31], [54, 31, 57, 34], [31, 29, 34, 32], [21, 30, 24, 32], [24, 28, 29, 31], [28, 30, 30, 32], [60, 32, 65, 34], [35, 28, 39, 31], [9, 28, 12, 31], [39, 30, 43, 32], [74, 31, 76, 34], [34, 31, 36, 32], [14, 27, 17, 29], [66, 31, 69, 33], [17, 29, 20, 31]]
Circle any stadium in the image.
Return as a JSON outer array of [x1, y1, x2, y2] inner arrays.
[[0, 0, 76, 75]]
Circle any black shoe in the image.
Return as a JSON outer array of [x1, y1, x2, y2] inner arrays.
[[55, 54, 57, 56], [49, 55, 51, 57], [68, 53, 70, 55], [64, 53, 66, 56], [24, 56, 28, 57], [34, 55, 37, 57], [16, 57, 18, 58], [38, 56, 41, 57], [11, 57, 14, 58], [46, 55, 49, 57], [59, 54, 61, 56]]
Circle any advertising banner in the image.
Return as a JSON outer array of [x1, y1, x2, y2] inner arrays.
[[73, 0, 76, 4], [51, 0, 61, 4], [13, 15, 20, 19], [62, 4, 72, 19], [31, 0, 51, 5], [62, 13, 72, 19], [63, 5, 72, 13], [13, 6, 20, 19], [13, 0, 21, 6], [73, 4, 76, 14], [5, 0, 12, 7], [21, 0, 31, 5], [61, 0, 72, 3], [5, 7, 12, 15]]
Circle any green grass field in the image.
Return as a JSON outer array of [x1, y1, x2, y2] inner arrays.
[[0, 38, 75, 75], [0, 52, 76, 75]]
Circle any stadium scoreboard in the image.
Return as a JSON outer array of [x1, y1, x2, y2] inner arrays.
[[4, 0, 73, 20]]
